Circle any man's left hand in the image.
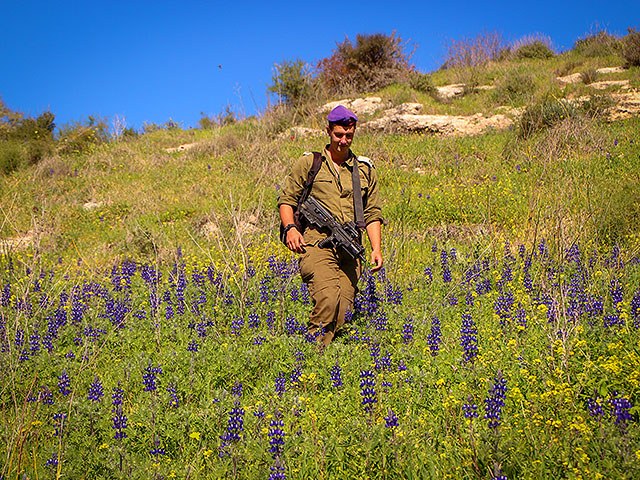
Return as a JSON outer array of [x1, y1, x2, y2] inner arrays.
[[370, 249, 383, 272]]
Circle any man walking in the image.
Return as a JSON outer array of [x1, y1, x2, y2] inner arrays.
[[278, 105, 384, 348]]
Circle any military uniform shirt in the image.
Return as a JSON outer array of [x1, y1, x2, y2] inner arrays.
[[278, 147, 383, 244]]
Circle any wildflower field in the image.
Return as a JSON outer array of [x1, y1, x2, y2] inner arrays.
[[1, 32, 640, 479], [1, 231, 639, 479]]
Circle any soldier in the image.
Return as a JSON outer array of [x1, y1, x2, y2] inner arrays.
[[278, 105, 384, 348]]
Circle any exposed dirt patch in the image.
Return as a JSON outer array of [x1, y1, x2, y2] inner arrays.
[[0, 231, 35, 251]]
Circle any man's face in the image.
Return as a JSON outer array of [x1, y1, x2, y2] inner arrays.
[[327, 124, 355, 155]]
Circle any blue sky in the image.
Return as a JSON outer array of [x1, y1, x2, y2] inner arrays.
[[1, 1, 636, 130]]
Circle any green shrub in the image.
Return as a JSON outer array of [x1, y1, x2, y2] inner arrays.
[[408, 71, 436, 94], [622, 27, 640, 66], [518, 95, 577, 138], [0, 140, 25, 174], [514, 41, 554, 59], [122, 127, 139, 139], [57, 116, 108, 155], [25, 139, 54, 165], [0, 105, 56, 171], [492, 69, 537, 105], [268, 59, 313, 106], [573, 31, 622, 57], [580, 94, 615, 118], [580, 69, 598, 84]]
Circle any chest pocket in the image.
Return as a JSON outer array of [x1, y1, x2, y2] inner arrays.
[[311, 166, 337, 198], [342, 167, 370, 200]]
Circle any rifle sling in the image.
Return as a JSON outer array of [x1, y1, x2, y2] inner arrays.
[[351, 156, 366, 230]]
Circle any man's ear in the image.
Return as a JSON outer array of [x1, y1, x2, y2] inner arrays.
[[326, 125, 332, 135]]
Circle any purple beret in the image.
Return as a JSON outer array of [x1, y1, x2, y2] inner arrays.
[[327, 105, 358, 125]]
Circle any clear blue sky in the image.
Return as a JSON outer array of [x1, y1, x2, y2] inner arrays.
[[1, 1, 636, 130]]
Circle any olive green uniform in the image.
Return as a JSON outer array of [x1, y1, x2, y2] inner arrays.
[[278, 147, 383, 346]]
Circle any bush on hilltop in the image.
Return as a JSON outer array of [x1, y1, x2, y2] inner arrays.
[[573, 31, 622, 57], [316, 32, 413, 94], [622, 27, 640, 66]]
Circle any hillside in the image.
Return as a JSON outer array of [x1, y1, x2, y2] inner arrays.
[[1, 32, 640, 480], [1, 42, 639, 270]]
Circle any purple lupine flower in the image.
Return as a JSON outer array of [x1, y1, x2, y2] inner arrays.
[[371, 309, 388, 331], [463, 401, 479, 419], [112, 384, 124, 408], [150, 435, 166, 456], [428, 316, 441, 356], [58, 369, 72, 396], [268, 413, 285, 458], [460, 311, 478, 363], [142, 362, 163, 392], [376, 351, 393, 372], [441, 250, 452, 283], [253, 404, 265, 418], [330, 362, 343, 389], [609, 392, 633, 430], [610, 280, 623, 305], [53, 412, 67, 436], [253, 336, 266, 345], [230, 315, 244, 336], [586, 394, 605, 419], [269, 457, 286, 480], [88, 377, 104, 402], [275, 372, 286, 397], [402, 317, 414, 344], [380, 381, 393, 393], [167, 384, 179, 407], [290, 366, 302, 386], [187, 340, 199, 352], [112, 406, 128, 439], [266, 310, 276, 331], [465, 291, 474, 307], [248, 312, 260, 329], [222, 401, 245, 442], [384, 408, 398, 428], [424, 266, 432, 283], [484, 373, 507, 429], [45, 452, 59, 467], [359, 370, 377, 413], [231, 381, 243, 397], [40, 386, 54, 405]]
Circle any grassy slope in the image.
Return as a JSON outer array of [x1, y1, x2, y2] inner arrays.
[[1, 52, 639, 274]]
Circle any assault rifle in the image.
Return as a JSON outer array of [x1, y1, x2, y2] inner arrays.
[[299, 196, 365, 261]]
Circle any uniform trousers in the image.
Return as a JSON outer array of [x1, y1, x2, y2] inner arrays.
[[299, 245, 362, 347]]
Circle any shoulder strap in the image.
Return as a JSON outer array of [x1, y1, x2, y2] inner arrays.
[[299, 152, 323, 206], [351, 156, 366, 230]]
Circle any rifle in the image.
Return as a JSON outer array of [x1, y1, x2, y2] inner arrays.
[[299, 196, 365, 261]]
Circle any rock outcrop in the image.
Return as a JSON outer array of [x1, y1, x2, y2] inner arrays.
[[363, 104, 513, 136], [320, 97, 386, 116]]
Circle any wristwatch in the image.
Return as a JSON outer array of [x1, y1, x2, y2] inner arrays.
[[282, 223, 298, 235]]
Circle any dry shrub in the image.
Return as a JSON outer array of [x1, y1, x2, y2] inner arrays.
[[441, 31, 505, 69], [622, 27, 640, 66], [573, 30, 622, 57], [554, 60, 583, 77], [532, 115, 605, 162], [316, 32, 413, 94], [580, 69, 598, 84]]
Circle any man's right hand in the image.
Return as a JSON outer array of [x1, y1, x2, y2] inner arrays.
[[286, 227, 307, 254]]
